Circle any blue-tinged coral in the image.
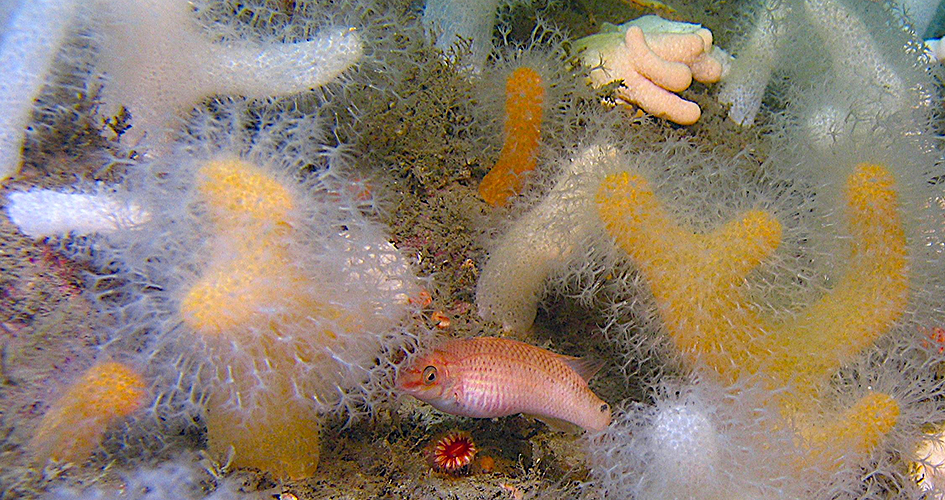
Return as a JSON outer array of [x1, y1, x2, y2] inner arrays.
[[718, 0, 929, 135]]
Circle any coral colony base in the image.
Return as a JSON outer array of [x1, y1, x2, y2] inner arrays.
[[1, 0, 945, 499]]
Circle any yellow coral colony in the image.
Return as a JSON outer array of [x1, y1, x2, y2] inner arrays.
[[180, 158, 360, 479], [596, 163, 907, 468], [30, 362, 146, 464]]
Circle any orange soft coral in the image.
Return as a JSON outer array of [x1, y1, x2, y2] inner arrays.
[[29, 361, 146, 463], [180, 157, 388, 479], [180, 158, 336, 478], [596, 162, 907, 468], [479, 66, 545, 207]]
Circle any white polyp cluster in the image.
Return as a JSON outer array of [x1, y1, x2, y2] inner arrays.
[[422, 0, 501, 68], [648, 402, 722, 496]]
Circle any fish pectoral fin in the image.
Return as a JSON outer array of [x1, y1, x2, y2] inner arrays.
[[526, 414, 583, 434], [560, 356, 606, 382]]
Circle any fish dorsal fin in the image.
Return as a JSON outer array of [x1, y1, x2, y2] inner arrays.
[[560, 356, 605, 382]]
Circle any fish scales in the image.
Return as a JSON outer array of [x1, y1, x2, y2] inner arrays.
[[396, 337, 611, 431]]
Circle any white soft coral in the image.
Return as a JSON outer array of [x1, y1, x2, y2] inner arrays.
[[94, 0, 363, 149], [0, 0, 79, 183]]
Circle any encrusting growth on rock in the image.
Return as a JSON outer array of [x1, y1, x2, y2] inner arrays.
[[595, 162, 907, 467], [575, 15, 726, 125]]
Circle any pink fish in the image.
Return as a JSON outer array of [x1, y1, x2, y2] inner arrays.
[[396, 336, 611, 431]]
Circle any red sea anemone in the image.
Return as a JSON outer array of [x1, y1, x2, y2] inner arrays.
[[429, 430, 477, 474]]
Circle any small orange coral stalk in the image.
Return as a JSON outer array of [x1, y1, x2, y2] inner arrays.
[[479, 66, 545, 207], [29, 361, 146, 463]]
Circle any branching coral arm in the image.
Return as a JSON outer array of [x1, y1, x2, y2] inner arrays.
[[595, 162, 908, 472], [717, 0, 790, 126], [626, 27, 696, 92]]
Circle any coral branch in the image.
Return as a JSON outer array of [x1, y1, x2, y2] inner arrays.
[[596, 171, 782, 378], [97, 0, 362, 148], [0, 0, 79, 182], [595, 162, 908, 466], [800, 391, 900, 468], [479, 66, 545, 207], [477, 146, 613, 331], [180, 158, 349, 478], [6, 189, 150, 238]]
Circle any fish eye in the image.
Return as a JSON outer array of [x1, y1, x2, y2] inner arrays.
[[600, 403, 610, 413], [422, 366, 437, 385]]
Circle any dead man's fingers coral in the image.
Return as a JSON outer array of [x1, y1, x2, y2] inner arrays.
[[595, 170, 783, 375], [0, 0, 79, 183], [95, 0, 362, 149], [179, 157, 331, 479], [477, 146, 615, 331], [798, 390, 900, 469], [178, 157, 417, 480], [575, 15, 725, 125], [6, 189, 150, 238], [596, 163, 907, 389], [423, 0, 500, 69], [716, 0, 790, 127], [478, 66, 546, 207], [595, 162, 908, 471], [29, 361, 147, 464], [645, 28, 723, 84], [624, 27, 699, 92]]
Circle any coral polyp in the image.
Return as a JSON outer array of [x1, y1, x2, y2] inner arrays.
[[176, 156, 419, 479], [595, 162, 907, 463], [3, 0, 945, 497]]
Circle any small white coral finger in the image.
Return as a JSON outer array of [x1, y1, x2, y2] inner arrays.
[[6, 189, 150, 238], [0, 0, 80, 183], [477, 146, 615, 331]]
